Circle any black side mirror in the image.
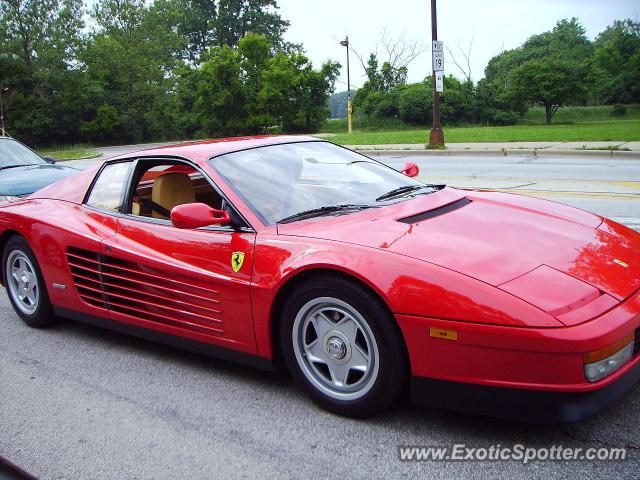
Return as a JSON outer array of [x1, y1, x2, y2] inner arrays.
[[43, 156, 56, 164]]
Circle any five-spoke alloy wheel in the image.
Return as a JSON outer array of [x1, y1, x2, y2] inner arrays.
[[280, 275, 408, 417], [2, 236, 55, 327], [293, 297, 380, 400], [6, 250, 40, 315]]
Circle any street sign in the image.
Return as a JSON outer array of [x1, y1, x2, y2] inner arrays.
[[432, 41, 444, 72], [435, 71, 444, 92], [432, 51, 444, 71]]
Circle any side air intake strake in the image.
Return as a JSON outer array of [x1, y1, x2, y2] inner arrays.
[[66, 247, 224, 335], [397, 198, 472, 224]]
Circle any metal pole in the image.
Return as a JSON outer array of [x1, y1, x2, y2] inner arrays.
[[341, 37, 353, 134], [0, 84, 5, 137], [346, 39, 352, 134], [428, 0, 444, 147]]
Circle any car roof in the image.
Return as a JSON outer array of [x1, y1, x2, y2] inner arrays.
[[111, 135, 320, 163]]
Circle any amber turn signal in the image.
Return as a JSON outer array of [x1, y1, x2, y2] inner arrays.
[[584, 333, 635, 364]]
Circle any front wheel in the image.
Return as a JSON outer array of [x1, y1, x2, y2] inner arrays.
[[280, 276, 408, 417]]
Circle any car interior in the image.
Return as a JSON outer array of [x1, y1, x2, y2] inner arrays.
[[128, 163, 224, 220]]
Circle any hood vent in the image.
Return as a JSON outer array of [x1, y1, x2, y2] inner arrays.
[[398, 198, 472, 224]]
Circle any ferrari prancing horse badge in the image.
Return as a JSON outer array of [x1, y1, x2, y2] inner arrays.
[[231, 252, 245, 272]]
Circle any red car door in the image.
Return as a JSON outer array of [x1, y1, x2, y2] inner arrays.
[[98, 160, 258, 354], [101, 221, 256, 353]]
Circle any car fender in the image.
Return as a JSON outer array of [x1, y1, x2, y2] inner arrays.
[[250, 233, 560, 358]]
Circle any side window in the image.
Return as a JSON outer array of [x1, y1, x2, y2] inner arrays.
[[86, 162, 131, 212], [127, 162, 223, 220]]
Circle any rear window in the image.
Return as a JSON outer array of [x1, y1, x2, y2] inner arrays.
[[86, 162, 131, 212]]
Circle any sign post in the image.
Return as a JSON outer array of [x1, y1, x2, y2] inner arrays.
[[340, 37, 353, 134], [428, 0, 445, 148], [0, 84, 6, 137]]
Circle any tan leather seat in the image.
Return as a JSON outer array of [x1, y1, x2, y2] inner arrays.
[[151, 172, 196, 219]]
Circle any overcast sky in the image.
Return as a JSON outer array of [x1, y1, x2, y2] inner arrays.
[[278, 0, 640, 90]]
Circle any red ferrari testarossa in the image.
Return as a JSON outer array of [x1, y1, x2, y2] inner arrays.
[[1, 136, 639, 421]]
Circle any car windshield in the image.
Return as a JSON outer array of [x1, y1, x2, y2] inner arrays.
[[211, 141, 433, 225], [0, 138, 45, 169]]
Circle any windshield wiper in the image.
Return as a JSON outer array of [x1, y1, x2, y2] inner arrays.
[[277, 204, 374, 224], [375, 185, 430, 202], [0, 163, 41, 171]]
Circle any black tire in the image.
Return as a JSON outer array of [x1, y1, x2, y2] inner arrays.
[[279, 275, 408, 417], [2, 235, 56, 328]]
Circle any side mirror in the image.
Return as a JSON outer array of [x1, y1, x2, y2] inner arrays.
[[43, 156, 57, 164], [170, 203, 231, 229], [400, 161, 419, 178]]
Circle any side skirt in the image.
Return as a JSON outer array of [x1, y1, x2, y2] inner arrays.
[[54, 306, 276, 372]]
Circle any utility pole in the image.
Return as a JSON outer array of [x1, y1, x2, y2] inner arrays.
[[0, 84, 7, 137], [340, 37, 353, 134], [428, 0, 444, 147]]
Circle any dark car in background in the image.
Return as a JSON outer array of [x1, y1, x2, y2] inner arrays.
[[0, 137, 77, 201]]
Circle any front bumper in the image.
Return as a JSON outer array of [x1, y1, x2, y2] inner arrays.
[[411, 358, 640, 422], [398, 288, 640, 421]]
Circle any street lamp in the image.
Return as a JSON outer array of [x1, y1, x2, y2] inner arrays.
[[340, 37, 353, 134], [0, 84, 7, 137], [428, 0, 444, 147]]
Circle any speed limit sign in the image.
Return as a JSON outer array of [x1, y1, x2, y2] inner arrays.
[[432, 40, 444, 72]]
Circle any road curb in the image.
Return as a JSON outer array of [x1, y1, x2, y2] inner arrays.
[[56, 152, 104, 161], [356, 149, 497, 157], [355, 149, 640, 159]]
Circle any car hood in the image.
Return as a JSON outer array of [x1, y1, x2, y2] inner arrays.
[[277, 187, 640, 304], [0, 164, 78, 196]]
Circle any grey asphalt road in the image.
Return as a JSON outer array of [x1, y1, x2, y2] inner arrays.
[[381, 154, 640, 231], [1, 150, 639, 479]]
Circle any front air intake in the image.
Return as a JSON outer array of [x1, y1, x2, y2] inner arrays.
[[397, 198, 472, 224]]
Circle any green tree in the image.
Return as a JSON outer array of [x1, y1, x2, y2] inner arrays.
[[506, 59, 590, 124], [358, 53, 407, 94], [485, 18, 594, 124], [193, 45, 246, 135], [352, 54, 406, 119], [80, 103, 118, 141], [255, 48, 339, 132], [288, 57, 340, 132], [172, 0, 290, 62], [82, 0, 186, 142], [593, 19, 640, 104], [0, 0, 86, 144], [191, 34, 338, 135]]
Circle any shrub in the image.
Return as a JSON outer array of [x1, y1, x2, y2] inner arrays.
[[354, 90, 399, 118], [80, 104, 119, 142], [398, 83, 432, 125], [611, 104, 627, 116]]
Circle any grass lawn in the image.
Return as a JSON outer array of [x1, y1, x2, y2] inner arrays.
[[324, 119, 640, 145], [37, 146, 102, 160]]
